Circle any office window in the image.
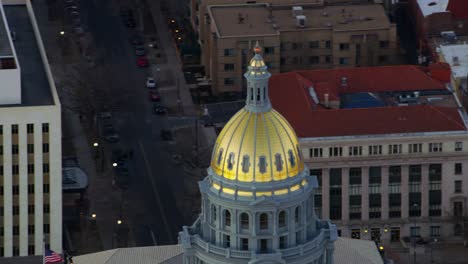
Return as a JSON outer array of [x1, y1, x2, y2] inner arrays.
[[28, 245, 35, 255], [240, 213, 249, 229], [27, 124, 34, 134], [12, 165, 19, 175], [224, 64, 234, 71], [292, 42, 302, 50], [455, 141, 463, 151], [455, 163, 462, 174], [224, 48, 235, 56], [389, 166, 401, 183], [409, 165, 421, 182], [13, 185, 19, 195], [28, 225, 35, 235], [0, 145, 2, 155], [378, 56, 388, 63], [13, 206, 19, 215], [44, 204, 50, 214], [279, 236, 287, 249], [0, 125, 2, 135], [43, 163, 50, 173], [369, 167, 381, 184], [339, 57, 349, 65], [388, 144, 402, 154], [309, 148, 323, 158], [43, 143, 49, 153], [308, 56, 319, 64], [409, 143, 422, 153], [264, 46, 275, 54], [349, 168, 362, 185], [348, 146, 362, 156], [44, 224, 50, 234], [368, 145, 382, 155], [11, 144, 18, 155], [430, 226, 440, 237], [11, 124, 18, 134], [224, 78, 235, 85], [42, 123, 49, 133], [455, 180, 462, 193], [28, 164, 34, 174], [260, 239, 268, 253], [429, 143, 443, 152], [330, 168, 342, 186], [44, 184, 50, 193], [13, 226, 19, 236], [410, 226, 421, 237], [28, 205, 34, 214], [351, 229, 360, 239], [324, 55, 332, 63], [429, 164, 442, 181], [309, 41, 319, 48], [28, 184, 34, 194], [329, 147, 342, 157], [27, 144, 34, 154], [339, 43, 350, 50], [325, 40, 331, 48]]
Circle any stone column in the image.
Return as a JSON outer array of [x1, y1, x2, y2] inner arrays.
[[322, 168, 330, 220], [381, 166, 389, 220], [251, 212, 258, 251], [361, 166, 369, 221], [289, 207, 296, 246], [272, 210, 279, 249], [326, 243, 335, 264], [341, 168, 349, 223], [421, 165, 429, 217], [232, 209, 238, 248], [401, 165, 409, 219]]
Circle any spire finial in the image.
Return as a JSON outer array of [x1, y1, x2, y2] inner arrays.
[[254, 41, 261, 54]]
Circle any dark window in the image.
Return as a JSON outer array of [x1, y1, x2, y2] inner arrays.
[[224, 210, 231, 226], [455, 142, 463, 151], [12, 145, 19, 155], [260, 239, 268, 253], [260, 213, 268, 229], [379, 41, 389, 48], [224, 78, 235, 85], [212, 205, 217, 222], [389, 166, 401, 183], [258, 156, 267, 173], [279, 236, 287, 249], [369, 194, 381, 207], [325, 55, 332, 63], [325, 41, 331, 48], [27, 144, 34, 154], [28, 205, 34, 214], [409, 165, 421, 182], [274, 153, 283, 172], [43, 143, 49, 153], [455, 163, 462, 175], [409, 195, 421, 217], [309, 41, 319, 48], [369, 167, 381, 184], [288, 150, 296, 167], [309, 56, 319, 64], [44, 204, 50, 214], [43, 184, 50, 193], [224, 64, 234, 71], [28, 164, 34, 174], [264, 47, 275, 54], [28, 184, 34, 194], [351, 229, 360, 239], [44, 224, 50, 234], [339, 57, 349, 65], [429, 164, 442, 181], [217, 149, 223, 165], [389, 193, 401, 207], [339, 43, 350, 50], [28, 225, 35, 235], [278, 211, 286, 228], [13, 206, 19, 215], [455, 180, 462, 193], [241, 155, 250, 173], [311, 169, 322, 186], [27, 124, 34, 134], [349, 168, 361, 185], [13, 185, 19, 195], [330, 168, 342, 185], [329, 147, 343, 157], [224, 48, 235, 56], [241, 238, 249, 250], [42, 123, 49, 133], [13, 226, 19, 235], [294, 207, 300, 224], [240, 213, 249, 229], [43, 163, 50, 173], [12, 165, 19, 175], [11, 124, 18, 134]]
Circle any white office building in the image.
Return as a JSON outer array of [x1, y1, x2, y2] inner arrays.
[[0, 0, 62, 257]]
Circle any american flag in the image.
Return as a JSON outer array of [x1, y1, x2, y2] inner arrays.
[[44, 248, 62, 263]]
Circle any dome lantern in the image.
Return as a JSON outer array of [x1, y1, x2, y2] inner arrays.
[[244, 41, 272, 112]]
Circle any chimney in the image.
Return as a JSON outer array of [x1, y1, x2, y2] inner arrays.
[[324, 93, 329, 107]]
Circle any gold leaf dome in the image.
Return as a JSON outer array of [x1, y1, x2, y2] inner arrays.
[[210, 108, 304, 183]]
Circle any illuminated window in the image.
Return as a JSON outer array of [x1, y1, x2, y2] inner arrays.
[[274, 153, 283, 172], [241, 155, 250, 173]]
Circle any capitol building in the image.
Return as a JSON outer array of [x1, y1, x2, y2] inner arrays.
[[64, 44, 383, 264]]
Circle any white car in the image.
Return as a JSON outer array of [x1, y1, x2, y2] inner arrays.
[[146, 77, 156, 88]]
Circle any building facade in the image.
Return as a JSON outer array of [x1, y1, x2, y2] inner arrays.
[[180, 44, 337, 264], [0, 0, 62, 257], [268, 65, 468, 244], [205, 4, 397, 95]]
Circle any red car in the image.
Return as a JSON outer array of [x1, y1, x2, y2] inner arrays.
[[137, 56, 149, 67], [149, 91, 161, 102]]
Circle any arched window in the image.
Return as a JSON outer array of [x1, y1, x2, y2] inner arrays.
[[274, 153, 283, 172], [294, 207, 300, 224], [240, 213, 249, 229], [241, 155, 250, 173], [288, 150, 296, 167], [278, 211, 286, 228], [212, 205, 217, 222], [225, 210, 231, 227], [260, 213, 268, 230], [227, 152, 235, 170]]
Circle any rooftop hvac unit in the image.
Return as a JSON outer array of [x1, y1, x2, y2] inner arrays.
[[453, 56, 460, 66], [292, 6, 303, 17], [296, 15, 306, 28]]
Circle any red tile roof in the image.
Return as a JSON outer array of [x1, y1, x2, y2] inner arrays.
[[447, 0, 468, 20], [269, 66, 466, 138]]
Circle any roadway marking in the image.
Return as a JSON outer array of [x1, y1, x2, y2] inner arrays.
[[138, 140, 174, 242]]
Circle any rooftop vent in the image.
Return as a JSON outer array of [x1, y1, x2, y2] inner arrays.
[[292, 6, 303, 17], [296, 15, 306, 28]]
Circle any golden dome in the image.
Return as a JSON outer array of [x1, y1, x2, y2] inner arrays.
[[210, 108, 304, 183]]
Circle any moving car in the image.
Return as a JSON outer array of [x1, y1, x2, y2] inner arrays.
[[135, 45, 145, 56], [149, 91, 160, 102], [146, 77, 156, 88], [137, 56, 149, 67], [153, 103, 167, 115]]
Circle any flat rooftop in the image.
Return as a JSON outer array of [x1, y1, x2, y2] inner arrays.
[[417, 0, 449, 17], [209, 4, 390, 37], [439, 44, 468, 79], [0, 5, 13, 56], [2, 5, 54, 106], [269, 65, 466, 138]]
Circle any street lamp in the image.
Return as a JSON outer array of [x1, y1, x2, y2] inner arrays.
[[91, 213, 97, 219], [117, 219, 123, 225], [112, 162, 118, 167], [60, 31, 65, 35], [93, 142, 99, 147]]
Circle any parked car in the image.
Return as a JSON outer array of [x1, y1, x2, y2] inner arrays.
[[146, 77, 156, 88], [135, 45, 145, 56], [137, 56, 149, 67], [154, 103, 167, 115], [129, 34, 143, 45], [149, 91, 160, 102]]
